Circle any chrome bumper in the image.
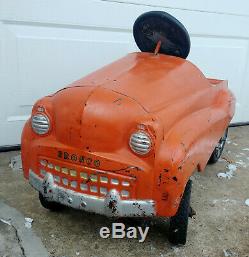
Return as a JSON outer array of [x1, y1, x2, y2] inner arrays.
[[29, 170, 155, 217]]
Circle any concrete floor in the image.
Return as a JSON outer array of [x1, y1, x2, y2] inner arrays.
[[0, 126, 249, 257]]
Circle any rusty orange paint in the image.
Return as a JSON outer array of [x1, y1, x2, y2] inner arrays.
[[21, 52, 235, 217]]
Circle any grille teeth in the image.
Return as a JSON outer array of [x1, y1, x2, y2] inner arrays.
[[111, 178, 119, 185], [100, 176, 108, 183], [40, 160, 47, 167], [100, 187, 107, 195], [54, 176, 60, 183], [90, 186, 98, 193], [61, 168, 68, 174], [80, 172, 88, 179], [122, 181, 130, 187], [80, 183, 88, 191], [39, 160, 133, 198], [62, 178, 68, 186], [71, 181, 77, 188], [121, 190, 129, 198], [70, 170, 77, 177], [90, 174, 98, 182]]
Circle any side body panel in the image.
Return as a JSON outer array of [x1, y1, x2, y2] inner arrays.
[[153, 80, 235, 216]]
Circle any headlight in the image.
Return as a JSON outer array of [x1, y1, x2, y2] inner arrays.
[[129, 131, 152, 155], [31, 114, 50, 135]]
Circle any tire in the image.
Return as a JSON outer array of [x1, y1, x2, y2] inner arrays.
[[39, 192, 64, 211], [168, 180, 192, 245], [208, 128, 228, 164]]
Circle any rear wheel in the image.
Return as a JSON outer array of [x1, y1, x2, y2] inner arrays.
[[168, 180, 192, 245], [208, 128, 228, 164], [39, 193, 63, 211]]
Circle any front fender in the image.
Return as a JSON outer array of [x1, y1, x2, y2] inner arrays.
[[153, 104, 231, 217]]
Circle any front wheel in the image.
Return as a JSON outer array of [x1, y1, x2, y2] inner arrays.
[[168, 180, 192, 245], [39, 193, 64, 211], [208, 128, 228, 164]]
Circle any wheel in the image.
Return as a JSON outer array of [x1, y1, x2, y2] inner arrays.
[[208, 128, 228, 164], [168, 180, 192, 245], [39, 192, 63, 211]]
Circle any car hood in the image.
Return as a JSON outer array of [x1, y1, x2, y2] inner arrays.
[[70, 52, 210, 112], [51, 85, 147, 151], [50, 52, 210, 150]]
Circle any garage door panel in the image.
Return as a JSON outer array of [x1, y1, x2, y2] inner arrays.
[[190, 37, 248, 94], [8, 21, 135, 94], [190, 37, 249, 122]]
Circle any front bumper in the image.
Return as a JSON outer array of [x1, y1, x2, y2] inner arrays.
[[29, 170, 155, 217]]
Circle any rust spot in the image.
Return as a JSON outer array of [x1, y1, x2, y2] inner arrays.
[[181, 142, 187, 153], [86, 158, 92, 165], [94, 160, 100, 167], [178, 166, 182, 171], [158, 173, 162, 186], [79, 156, 85, 163], [161, 192, 168, 201], [64, 152, 69, 160], [113, 98, 123, 105], [163, 168, 169, 172], [108, 200, 117, 213], [172, 176, 178, 182], [71, 154, 77, 161], [58, 151, 63, 158], [197, 163, 201, 171]]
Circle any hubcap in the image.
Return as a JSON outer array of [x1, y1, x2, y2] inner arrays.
[[214, 130, 227, 158]]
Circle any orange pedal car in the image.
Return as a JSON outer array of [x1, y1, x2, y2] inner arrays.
[[21, 11, 235, 244]]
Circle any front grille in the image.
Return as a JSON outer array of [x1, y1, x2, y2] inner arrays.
[[38, 157, 135, 199]]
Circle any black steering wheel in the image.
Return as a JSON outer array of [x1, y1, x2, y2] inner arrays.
[[133, 11, 191, 59]]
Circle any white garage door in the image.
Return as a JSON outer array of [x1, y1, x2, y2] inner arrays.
[[0, 0, 249, 147]]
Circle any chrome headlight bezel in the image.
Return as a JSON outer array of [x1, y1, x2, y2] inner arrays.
[[31, 113, 50, 135], [129, 131, 152, 155]]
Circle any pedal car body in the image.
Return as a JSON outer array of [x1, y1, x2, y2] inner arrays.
[[21, 10, 235, 245], [21, 51, 235, 217]]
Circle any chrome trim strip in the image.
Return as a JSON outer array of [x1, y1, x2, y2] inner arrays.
[[29, 170, 155, 217]]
